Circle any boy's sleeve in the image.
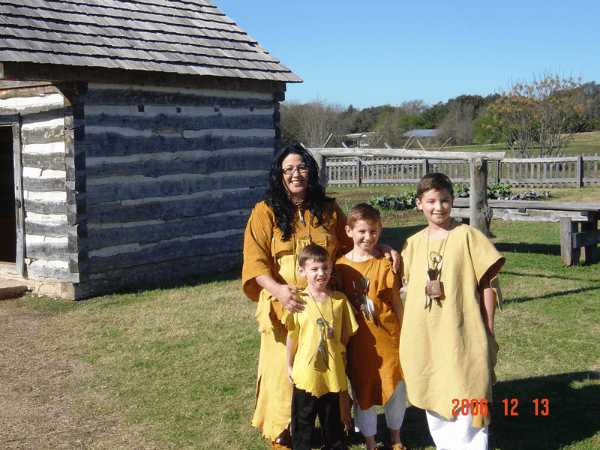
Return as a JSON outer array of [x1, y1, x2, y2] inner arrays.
[[467, 227, 506, 309], [467, 227, 505, 282], [339, 295, 359, 346], [282, 310, 300, 340], [333, 262, 361, 313]]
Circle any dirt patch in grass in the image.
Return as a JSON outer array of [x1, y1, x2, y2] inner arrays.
[[0, 296, 156, 450]]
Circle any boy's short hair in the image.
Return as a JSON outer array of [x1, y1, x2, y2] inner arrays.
[[417, 173, 454, 199], [347, 203, 382, 229], [298, 243, 330, 267]]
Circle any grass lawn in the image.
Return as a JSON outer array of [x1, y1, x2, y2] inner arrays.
[[5, 186, 600, 449]]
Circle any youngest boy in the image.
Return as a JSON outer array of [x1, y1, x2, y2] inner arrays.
[[335, 203, 407, 450], [283, 243, 359, 450]]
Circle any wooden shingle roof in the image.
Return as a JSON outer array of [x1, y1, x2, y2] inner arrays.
[[0, 0, 301, 83]]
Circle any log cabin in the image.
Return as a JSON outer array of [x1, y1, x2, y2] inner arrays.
[[0, 0, 301, 299]]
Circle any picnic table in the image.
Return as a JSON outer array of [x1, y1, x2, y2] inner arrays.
[[451, 198, 600, 266]]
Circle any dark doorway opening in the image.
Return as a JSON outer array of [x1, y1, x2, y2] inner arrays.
[[0, 126, 16, 262]]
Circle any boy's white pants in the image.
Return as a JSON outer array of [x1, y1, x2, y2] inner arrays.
[[353, 380, 407, 437], [426, 410, 489, 450]]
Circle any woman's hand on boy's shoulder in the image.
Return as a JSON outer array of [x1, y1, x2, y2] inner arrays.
[[274, 284, 306, 313]]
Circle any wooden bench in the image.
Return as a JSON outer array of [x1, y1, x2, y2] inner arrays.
[[451, 199, 600, 266]]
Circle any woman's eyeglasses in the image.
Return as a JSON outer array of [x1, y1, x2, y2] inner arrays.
[[282, 164, 308, 175]]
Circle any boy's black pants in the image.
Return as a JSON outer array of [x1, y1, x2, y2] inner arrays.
[[291, 386, 344, 450]]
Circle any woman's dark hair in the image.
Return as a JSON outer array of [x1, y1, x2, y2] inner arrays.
[[265, 144, 333, 241]]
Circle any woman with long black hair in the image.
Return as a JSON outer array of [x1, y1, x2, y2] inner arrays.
[[242, 144, 350, 449], [242, 144, 398, 449]]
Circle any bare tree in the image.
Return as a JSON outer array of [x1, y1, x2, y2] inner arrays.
[[280, 97, 346, 148], [374, 107, 406, 148], [436, 103, 475, 146], [399, 99, 428, 116]]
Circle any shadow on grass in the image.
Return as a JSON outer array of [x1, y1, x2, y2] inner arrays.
[[380, 225, 426, 250], [501, 270, 600, 284], [495, 242, 561, 256], [158, 267, 243, 288], [490, 370, 600, 450], [90, 267, 243, 300], [501, 270, 600, 304], [312, 371, 600, 450]]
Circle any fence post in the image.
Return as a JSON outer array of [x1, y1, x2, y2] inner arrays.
[[423, 158, 429, 177], [577, 155, 583, 188], [469, 157, 491, 236], [494, 160, 500, 184], [581, 219, 599, 264], [312, 150, 327, 188], [560, 217, 577, 266], [357, 158, 362, 186]]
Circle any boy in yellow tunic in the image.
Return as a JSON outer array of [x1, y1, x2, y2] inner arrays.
[[284, 244, 359, 450], [335, 203, 407, 450], [400, 173, 505, 450]]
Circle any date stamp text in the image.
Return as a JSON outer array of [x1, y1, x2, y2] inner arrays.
[[451, 398, 549, 416]]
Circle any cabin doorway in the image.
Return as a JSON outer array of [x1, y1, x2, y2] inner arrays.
[[0, 126, 17, 263]]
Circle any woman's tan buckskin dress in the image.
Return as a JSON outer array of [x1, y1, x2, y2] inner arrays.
[[242, 200, 350, 440]]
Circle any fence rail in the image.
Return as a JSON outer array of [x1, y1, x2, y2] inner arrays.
[[325, 154, 600, 187]]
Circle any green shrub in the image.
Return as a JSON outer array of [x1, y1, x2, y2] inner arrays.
[[452, 183, 512, 199], [487, 183, 512, 199], [367, 191, 417, 211], [367, 183, 512, 212], [455, 186, 470, 198]]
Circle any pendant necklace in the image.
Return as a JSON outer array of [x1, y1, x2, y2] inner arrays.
[[424, 223, 451, 309], [307, 287, 335, 339], [350, 252, 377, 326], [305, 288, 333, 370]]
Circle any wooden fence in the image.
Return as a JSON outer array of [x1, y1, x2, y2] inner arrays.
[[324, 154, 600, 187]]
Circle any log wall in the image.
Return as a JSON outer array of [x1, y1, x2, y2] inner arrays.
[[82, 83, 277, 296]]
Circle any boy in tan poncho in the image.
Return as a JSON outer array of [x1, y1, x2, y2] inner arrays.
[[400, 173, 505, 450]]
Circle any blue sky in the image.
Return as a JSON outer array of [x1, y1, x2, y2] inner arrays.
[[216, 1, 599, 110]]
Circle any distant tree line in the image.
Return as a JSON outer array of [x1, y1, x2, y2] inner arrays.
[[280, 72, 600, 157]]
